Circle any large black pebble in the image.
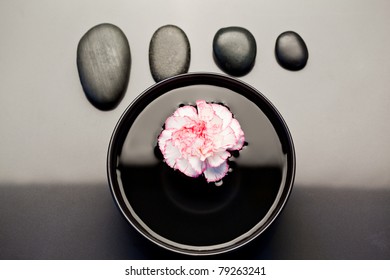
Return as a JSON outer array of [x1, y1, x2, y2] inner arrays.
[[275, 31, 308, 71], [77, 23, 131, 110], [149, 25, 191, 82], [213, 27, 257, 76]]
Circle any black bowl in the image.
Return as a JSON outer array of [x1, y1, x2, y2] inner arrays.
[[107, 73, 295, 255]]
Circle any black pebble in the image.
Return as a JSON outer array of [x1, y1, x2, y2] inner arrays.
[[77, 23, 131, 110], [149, 25, 191, 82], [213, 27, 257, 76], [275, 31, 308, 71]]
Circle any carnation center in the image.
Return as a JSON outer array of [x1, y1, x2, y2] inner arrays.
[[172, 120, 215, 161]]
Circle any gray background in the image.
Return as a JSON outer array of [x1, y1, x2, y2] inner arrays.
[[0, 0, 389, 259]]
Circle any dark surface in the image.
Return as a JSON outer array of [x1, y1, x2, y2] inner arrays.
[[77, 23, 131, 110], [149, 25, 191, 82], [213, 27, 257, 76], [1, 184, 389, 260], [275, 31, 308, 71]]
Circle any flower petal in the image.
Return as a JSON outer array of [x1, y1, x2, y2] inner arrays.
[[163, 141, 181, 168], [196, 100, 214, 121], [203, 161, 229, 182], [229, 118, 245, 150], [218, 127, 238, 149], [206, 113, 223, 133], [165, 115, 194, 130], [188, 156, 206, 174], [173, 105, 198, 119], [211, 103, 233, 129], [176, 158, 200, 177], [158, 129, 172, 152], [229, 118, 243, 137], [230, 135, 245, 150], [206, 150, 230, 168]]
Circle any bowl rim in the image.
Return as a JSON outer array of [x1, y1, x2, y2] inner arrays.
[[107, 72, 296, 256]]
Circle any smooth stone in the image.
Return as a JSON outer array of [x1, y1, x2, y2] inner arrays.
[[77, 23, 131, 110], [213, 27, 257, 76], [149, 25, 191, 82], [275, 31, 308, 71]]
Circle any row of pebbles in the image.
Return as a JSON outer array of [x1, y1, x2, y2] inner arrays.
[[77, 24, 308, 110]]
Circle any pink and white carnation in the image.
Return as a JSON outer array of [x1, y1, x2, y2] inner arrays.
[[158, 100, 245, 182]]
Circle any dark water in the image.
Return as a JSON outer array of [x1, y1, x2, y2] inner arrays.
[[119, 164, 282, 246], [114, 82, 291, 247]]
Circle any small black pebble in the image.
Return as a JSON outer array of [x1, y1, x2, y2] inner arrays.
[[213, 26, 257, 76], [230, 150, 240, 158], [275, 31, 308, 71], [149, 25, 191, 82]]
